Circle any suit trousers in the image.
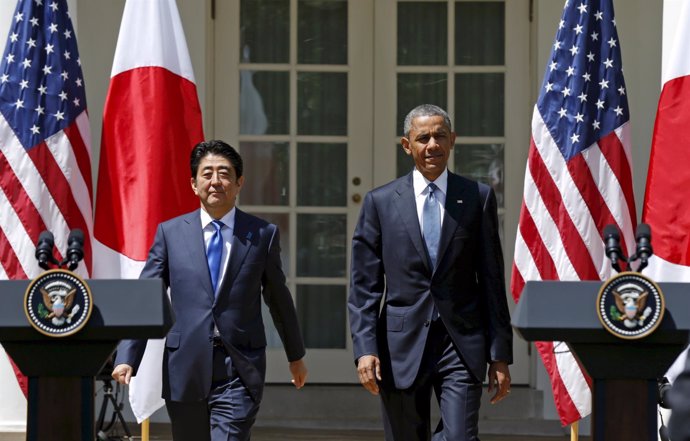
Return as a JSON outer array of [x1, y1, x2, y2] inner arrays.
[[380, 320, 483, 441], [166, 346, 261, 441]]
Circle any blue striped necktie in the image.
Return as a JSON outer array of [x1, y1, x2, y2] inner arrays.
[[423, 183, 441, 269], [207, 220, 225, 294]]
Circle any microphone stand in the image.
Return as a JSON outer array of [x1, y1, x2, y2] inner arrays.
[[95, 363, 133, 441]]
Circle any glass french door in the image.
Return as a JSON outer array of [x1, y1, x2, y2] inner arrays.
[[373, 0, 531, 384], [214, 0, 373, 382]]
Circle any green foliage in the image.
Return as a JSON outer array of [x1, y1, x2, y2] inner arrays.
[[38, 302, 49, 319], [610, 305, 622, 321]]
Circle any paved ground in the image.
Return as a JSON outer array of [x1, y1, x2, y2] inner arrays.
[[0, 427, 587, 441], [251, 429, 579, 441]]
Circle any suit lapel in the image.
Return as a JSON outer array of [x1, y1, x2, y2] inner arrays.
[[221, 209, 253, 292], [437, 173, 466, 268], [393, 173, 432, 273], [182, 210, 216, 301]]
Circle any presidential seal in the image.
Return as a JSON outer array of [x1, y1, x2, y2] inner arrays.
[[597, 272, 664, 340], [24, 269, 93, 337]]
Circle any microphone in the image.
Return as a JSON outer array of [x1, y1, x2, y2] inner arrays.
[[64, 229, 85, 271], [35, 231, 58, 270], [634, 223, 653, 272], [603, 224, 624, 273]]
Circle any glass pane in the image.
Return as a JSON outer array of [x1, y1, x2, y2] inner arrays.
[[297, 72, 347, 135], [397, 73, 447, 136], [240, 142, 289, 206], [297, 143, 347, 206], [398, 2, 447, 66], [249, 212, 290, 273], [396, 143, 414, 178], [240, 71, 289, 135], [455, 144, 504, 209], [298, 0, 347, 65], [455, 73, 503, 136], [297, 284, 346, 348], [240, 0, 289, 63], [297, 214, 346, 277], [455, 2, 505, 65]]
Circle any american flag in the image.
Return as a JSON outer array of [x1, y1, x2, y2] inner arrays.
[[0, 0, 92, 280], [511, 0, 636, 426], [0, 0, 92, 394]]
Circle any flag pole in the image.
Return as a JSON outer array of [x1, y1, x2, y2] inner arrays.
[[141, 418, 150, 441], [570, 421, 579, 440]]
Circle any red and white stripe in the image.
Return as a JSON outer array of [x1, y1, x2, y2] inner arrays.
[[93, 0, 204, 423], [511, 108, 636, 425], [0, 111, 93, 281], [642, 0, 690, 382], [0, 109, 93, 403]]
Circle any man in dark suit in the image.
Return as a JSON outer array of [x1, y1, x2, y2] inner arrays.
[[112, 140, 307, 441], [348, 104, 512, 440]]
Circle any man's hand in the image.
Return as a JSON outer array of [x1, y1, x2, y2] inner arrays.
[[111, 364, 133, 386], [357, 355, 381, 395], [289, 359, 308, 389], [487, 361, 511, 404]]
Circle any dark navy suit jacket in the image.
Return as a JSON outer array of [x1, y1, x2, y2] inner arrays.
[[115, 208, 305, 402], [349, 171, 512, 387]]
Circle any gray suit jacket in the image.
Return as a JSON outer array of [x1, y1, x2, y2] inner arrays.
[[349, 171, 512, 387], [115, 208, 305, 401]]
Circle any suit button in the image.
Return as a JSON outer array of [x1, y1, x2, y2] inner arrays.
[[424, 320, 430, 327]]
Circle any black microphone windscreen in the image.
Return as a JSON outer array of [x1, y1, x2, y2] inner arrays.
[[603, 224, 619, 240], [68, 229, 84, 246], [636, 223, 651, 240], [38, 230, 55, 246]]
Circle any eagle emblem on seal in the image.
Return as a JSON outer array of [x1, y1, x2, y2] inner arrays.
[[611, 288, 652, 329], [40, 286, 81, 326]]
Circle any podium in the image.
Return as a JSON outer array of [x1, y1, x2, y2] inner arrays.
[[513, 280, 690, 440], [0, 278, 172, 441]]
